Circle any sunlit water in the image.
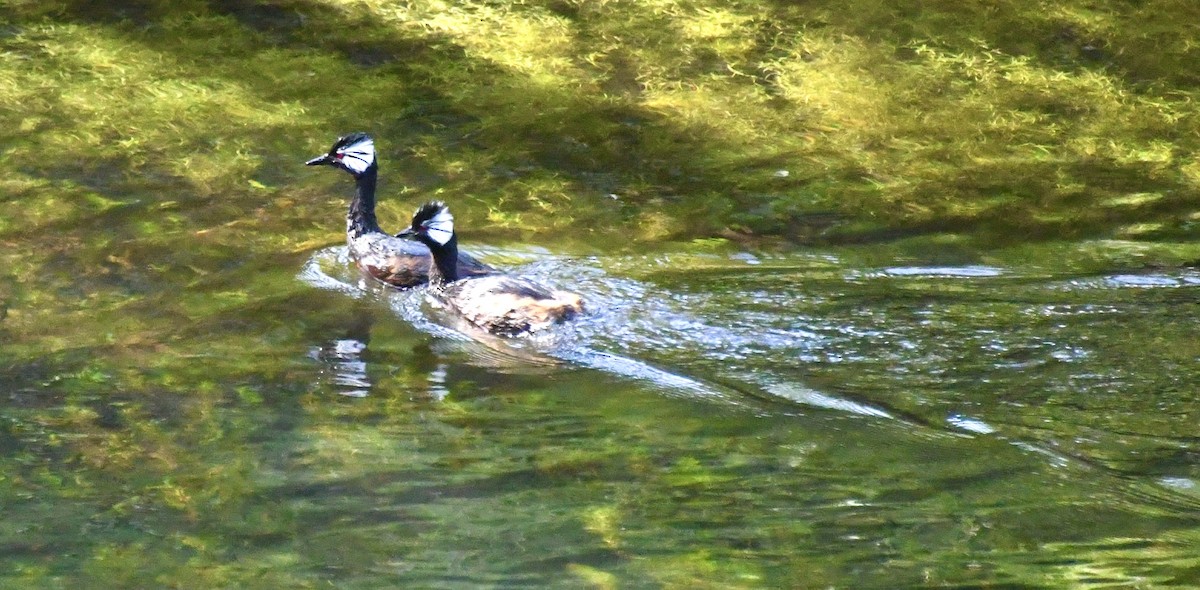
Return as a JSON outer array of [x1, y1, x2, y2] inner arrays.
[[5, 239, 1200, 588], [290, 244, 1200, 586], [5, 0, 1200, 585]]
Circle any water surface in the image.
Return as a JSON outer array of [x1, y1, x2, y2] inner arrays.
[[3, 1, 1200, 587], [12, 232, 1200, 588]]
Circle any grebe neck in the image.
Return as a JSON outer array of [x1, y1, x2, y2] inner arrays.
[[347, 166, 381, 237], [428, 235, 461, 284]]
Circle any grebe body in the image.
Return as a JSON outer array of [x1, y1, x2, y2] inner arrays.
[[397, 201, 584, 335]]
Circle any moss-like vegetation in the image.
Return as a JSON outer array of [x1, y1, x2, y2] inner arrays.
[[4, 0, 1200, 249], [3, 1, 1200, 587], [5, 0, 1200, 375]]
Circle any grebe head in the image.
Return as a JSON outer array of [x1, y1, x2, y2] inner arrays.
[[306, 132, 376, 177], [397, 201, 455, 247]]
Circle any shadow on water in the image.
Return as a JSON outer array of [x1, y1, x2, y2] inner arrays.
[[18, 0, 1200, 248]]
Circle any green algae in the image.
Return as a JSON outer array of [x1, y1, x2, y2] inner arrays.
[[5, 0, 1200, 251], [2, 1, 1200, 588]]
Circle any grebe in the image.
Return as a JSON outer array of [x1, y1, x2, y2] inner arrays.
[[397, 201, 584, 336], [306, 133, 492, 287]]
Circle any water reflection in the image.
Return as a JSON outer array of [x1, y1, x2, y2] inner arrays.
[[425, 362, 450, 401], [306, 303, 375, 397], [309, 338, 371, 398], [300, 246, 775, 410]]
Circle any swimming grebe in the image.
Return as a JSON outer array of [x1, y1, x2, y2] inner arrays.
[[306, 133, 492, 287], [397, 201, 584, 336]]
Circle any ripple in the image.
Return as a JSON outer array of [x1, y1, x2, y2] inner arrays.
[[850, 265, 1006, 279], [1033, 304, 1123, 316], [1106, 273, 1200, 288], [946, 414, 997, 435], [297, 246, 367, 297], [1158, 476, 1197, 491], [1055, 270, 1200, 291], [765, 382, 893, 419]]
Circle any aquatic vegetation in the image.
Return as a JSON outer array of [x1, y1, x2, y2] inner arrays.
[[5, 0, 1200, 250], [3, 0, 1200, 587]]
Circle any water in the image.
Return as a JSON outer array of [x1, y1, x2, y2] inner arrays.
[[286, 244, 1200, 588], [4, 2, 1200, 586], [5, 232, 1200, 587]]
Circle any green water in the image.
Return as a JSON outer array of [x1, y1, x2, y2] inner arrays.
[[4, 1, 1200, 588], [6, 245, 1200, 588]]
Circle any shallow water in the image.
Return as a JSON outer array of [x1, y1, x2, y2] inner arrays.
[[3, 1, 1200, 586], [297, 244, 1200, 588], [5, 229, 1200, 587]]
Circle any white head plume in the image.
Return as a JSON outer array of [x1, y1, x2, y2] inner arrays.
[[335, 136, 375, 174], [422, 204, 455, 245]]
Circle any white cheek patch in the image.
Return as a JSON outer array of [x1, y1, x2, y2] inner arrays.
[[425, 226, 453, 245], [423, 209, 454, 245], [336, 138, 375, 174]]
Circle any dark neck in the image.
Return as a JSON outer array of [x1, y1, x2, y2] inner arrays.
[[347, 166, 381, 237], [427, 235, 460, 284]]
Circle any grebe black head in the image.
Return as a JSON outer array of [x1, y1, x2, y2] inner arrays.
[[398, 201, 584, 336], [306, 132, 376, 177], [397, 201, 462, 282], [405, 201, 456, 248]]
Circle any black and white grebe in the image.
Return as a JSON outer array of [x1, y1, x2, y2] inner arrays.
[[306, 133, 492, 287], [397, 201, 584, 336]]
